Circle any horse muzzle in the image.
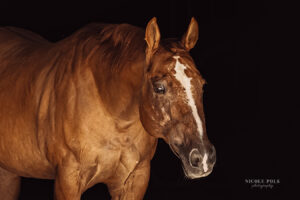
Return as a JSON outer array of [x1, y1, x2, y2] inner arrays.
[[170, 143, 215, 179], [168, 133, 216, 179], [184, 146, 216, 179]]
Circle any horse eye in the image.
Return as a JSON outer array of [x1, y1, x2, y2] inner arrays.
[[153, 83, 166, 94]]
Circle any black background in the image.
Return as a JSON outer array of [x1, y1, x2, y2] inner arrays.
[[0, 0, 287, 199]]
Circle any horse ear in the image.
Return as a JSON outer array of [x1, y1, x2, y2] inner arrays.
[[145, 17, 161, 57], [181, 17, 199, 51]]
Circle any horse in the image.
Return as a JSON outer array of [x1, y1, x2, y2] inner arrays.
[[0, 17, 216, 200]]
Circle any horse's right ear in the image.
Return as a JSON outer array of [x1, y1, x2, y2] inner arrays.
[[145, 17, 161, 62], [181, 17, 199, 51]]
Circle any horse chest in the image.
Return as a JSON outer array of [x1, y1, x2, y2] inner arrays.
[[71, 120, 156, 186], [101, 131, 156, 185]]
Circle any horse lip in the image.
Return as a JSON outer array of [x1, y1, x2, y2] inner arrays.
[[184, 168, 213, 179], [181, 158, 214, 179]]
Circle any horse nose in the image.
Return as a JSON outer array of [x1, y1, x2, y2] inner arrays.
[[189, 146, 216, 171]]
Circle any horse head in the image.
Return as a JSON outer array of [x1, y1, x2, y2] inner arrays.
[[139, 17, 216, 179]]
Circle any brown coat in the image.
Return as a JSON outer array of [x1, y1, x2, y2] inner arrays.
[[0, 17, 216, 200]]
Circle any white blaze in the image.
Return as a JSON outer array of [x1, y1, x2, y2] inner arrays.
[[202, 153, 208, 172], [173, 56, 204, 138]]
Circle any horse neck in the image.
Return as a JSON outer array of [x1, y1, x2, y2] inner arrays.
[[89, 48, 146, 122], [63, 24, 147, 122]]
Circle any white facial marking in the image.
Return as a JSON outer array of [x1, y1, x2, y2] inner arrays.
[[173, 56, 204, 138], [160, 107, 170, 126], [202, 153, 208, 172]]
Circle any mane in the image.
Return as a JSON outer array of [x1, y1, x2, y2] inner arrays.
[[67, 23, 147, 72]]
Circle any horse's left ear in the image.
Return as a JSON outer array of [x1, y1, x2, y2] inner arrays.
[[181, 17, 199, 51]]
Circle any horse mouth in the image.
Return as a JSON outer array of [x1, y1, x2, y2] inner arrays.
[[182, 165, 213, 179]]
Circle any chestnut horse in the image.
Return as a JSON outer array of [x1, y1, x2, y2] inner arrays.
[[0, 17, 216, 200]]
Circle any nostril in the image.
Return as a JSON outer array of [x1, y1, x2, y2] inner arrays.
[[191, 156, 201, 167], [209, 154, 216, 165], [208, 146, 216, 164], [189, 148, 201, 168], [208, 145, 216, 155]]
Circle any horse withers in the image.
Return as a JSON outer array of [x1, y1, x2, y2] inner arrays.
[[0, 17, 216, 200]]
